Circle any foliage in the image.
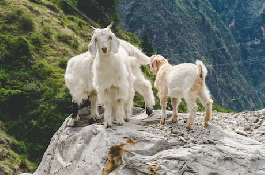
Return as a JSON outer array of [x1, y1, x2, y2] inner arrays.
[[56, 32, 79, 49], [6, 8, 34, 31], [53, 0, 120, 27], [140, 31, 156, 56], [58, 59, 68, 69]]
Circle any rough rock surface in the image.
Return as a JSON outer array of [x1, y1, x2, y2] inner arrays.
[[21, 107, 265, 175]]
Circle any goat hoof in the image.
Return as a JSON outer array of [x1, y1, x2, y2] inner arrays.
[[171, 116, 179, 123], [67, 118, 75, 127], [105, 124, 112, 128], [117, 122, 124, 126], [124, 118, 130, 122], [67, 114, 80, 127], [160, 118, 166, 125], [146, 107, 153, 116], [204, 122, 209, 127], [184, 124, 191, 130]]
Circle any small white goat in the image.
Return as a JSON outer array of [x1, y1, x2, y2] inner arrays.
[[149, 55, 213, 129], [119, 39, 155, 114], [88, 23, 135, 128], [64, 52, 99, 126]]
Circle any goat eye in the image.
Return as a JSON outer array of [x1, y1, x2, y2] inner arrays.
[[109, 36, 112, 40]]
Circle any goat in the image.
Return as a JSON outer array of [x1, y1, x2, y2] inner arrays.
[[88, 23, 135, 128], [119, 39, 155, 115], [64, 52, 99, 126], [149, 55, 213, 129]]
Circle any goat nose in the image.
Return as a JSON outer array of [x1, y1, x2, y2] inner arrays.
[[102, 47, 107, 53]]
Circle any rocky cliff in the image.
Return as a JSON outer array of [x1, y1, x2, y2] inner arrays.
[[117, 0, 265, 112], [21, 107, 265, 175]]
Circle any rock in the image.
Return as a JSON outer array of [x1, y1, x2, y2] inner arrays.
[[20, 108, 265, 175]]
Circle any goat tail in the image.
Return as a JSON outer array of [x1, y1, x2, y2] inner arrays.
[[196, 60, 208, 79], [119, 39, 150, 65]]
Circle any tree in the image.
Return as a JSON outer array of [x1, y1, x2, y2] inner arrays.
[[140, 31, 156, 57], [77, 0, 120, 26]]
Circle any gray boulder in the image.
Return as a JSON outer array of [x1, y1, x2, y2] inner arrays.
[[22, 108, 265, 175]]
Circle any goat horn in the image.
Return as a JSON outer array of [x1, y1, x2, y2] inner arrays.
[[90, 26, 97, 30], [107, 22, 114, 29]]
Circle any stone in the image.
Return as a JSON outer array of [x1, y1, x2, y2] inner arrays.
[[20, 108, 265, 175]]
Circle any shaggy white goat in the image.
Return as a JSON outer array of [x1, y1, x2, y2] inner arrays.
[[88, 23, 135, 128], [64, 52, 99, 126], [149, 55, 213, 129], [119, 39, 155, 115]]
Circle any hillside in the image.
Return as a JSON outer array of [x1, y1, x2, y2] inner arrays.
[[0, 121, 34, 174], [209, 0, 265, 101], [117, 0, 265, 112]]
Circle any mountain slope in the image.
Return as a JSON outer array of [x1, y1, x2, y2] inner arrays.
[[0, 121, 34, 174], [209, 0, 265, 102], [118, 0, 265, 111]]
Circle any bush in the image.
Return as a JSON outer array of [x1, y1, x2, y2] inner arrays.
[[56, 33, 73, 45], [56, 33, 79, 49], [58, 59, 68, 69], [30, 32, 44, 47], [20, 14, 34, 31], [42, 25, 52, 38], [72, 39, 79, 49], [30, 60, 52, 79]]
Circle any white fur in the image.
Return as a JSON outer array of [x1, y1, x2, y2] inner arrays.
[[65, 52, 99, 126], [89, 24, 135, 128], [119, 39, 155, 111], [150, 55, 213, 128]]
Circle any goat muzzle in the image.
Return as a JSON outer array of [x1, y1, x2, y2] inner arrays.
[[102, 47, 107, 53]]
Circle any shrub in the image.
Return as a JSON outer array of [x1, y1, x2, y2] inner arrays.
[[42, 25, 52, 38], [30, 32, 44, 47], [20, 14, 34, 31], [58, 59, 68, 69], [72, 39, 79, 49], [56, 33, 73, 45]]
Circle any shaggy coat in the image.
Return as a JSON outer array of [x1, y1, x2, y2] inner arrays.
[[64, 52, 99, 126], [119, 39, 155, 114], [150, 55, 213, 129], [88, 23, 135, 128]]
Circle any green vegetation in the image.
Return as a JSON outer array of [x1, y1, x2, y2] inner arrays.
[[0, 121, 34, 173]]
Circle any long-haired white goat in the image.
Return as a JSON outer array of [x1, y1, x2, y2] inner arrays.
[[88, 23, 135, 128], [64, 52, 99, 126], [149, 55, 213, 129], [119, 39, 155, 115]]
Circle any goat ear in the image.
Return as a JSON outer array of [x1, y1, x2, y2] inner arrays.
[[151, 59, 157, 69], [110, 34, 120, 53], [88, 36, 97, 58]]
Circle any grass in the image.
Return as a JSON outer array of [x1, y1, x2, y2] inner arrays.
[[0, 121, 35, 174]]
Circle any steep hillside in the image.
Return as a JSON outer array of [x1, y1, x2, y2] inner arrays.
[[0, 0, 94, 163], [0, 121, 34, 174], [118, 0, 265, 111], [209, 0, 265, 101]]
